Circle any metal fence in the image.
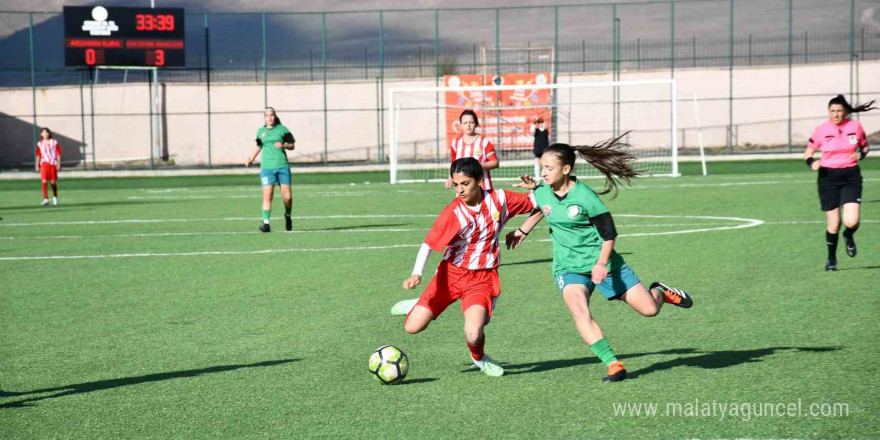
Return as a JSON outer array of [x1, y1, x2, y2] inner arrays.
[[1, 0, 878, 169]]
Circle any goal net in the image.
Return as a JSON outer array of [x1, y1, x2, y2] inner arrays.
[[389, 77, 679, 184]]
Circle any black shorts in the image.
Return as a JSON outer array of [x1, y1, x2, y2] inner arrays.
[[817, 165, 862, 211]]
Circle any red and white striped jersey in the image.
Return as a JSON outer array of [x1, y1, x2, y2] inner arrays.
[[425, 189, 537, 270], [36, 139, 61, 166], [450, 135, 497, 190]]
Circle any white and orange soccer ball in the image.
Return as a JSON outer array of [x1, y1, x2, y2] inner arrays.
[[368, 345, 409, 385]]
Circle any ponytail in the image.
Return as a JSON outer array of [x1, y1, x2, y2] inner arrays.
[[829, 95, 877, 114], [544, 131, 639, 197]]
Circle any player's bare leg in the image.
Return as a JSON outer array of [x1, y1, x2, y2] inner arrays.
[[464, 305, 503, 376]]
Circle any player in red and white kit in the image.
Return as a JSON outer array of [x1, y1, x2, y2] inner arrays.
[[35, 128, 61, 206], [445, 110, 499, 191], [398, 157, 536, 377]]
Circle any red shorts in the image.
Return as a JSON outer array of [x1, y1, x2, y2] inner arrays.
[[40, 163, 58, 181], [415, 259, 501, 319]]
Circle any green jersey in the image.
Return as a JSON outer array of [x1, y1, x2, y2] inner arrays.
[[533, 177, 626, 276], [255, 124, 294, 169]]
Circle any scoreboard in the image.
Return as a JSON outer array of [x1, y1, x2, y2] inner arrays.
[[64, 6, 185, 67]]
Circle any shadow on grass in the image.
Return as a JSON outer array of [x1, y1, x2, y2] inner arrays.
[[0, 359, 299, 409], [837, 265, 880, 271], [500, 258, 554, 267], [468, 346, 840, 379], [398, 378, 438, 385]]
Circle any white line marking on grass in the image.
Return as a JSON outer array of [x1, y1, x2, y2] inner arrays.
[[536, 214, 764, 241], [0, 244, 421, 261], [763, 220, 880, 225], [0, 223, 745, 240], [0, 215, 438, 227], [0, 214, 765, 261]]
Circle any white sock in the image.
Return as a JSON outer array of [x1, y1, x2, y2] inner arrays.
[[263, 219, 270, 225]]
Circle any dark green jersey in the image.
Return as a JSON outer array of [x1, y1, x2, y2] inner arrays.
[[255, 124, 294, 169], [533, 177, 626, 276]]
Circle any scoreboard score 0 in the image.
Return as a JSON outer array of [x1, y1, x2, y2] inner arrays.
[[64, 6, 185, 67]]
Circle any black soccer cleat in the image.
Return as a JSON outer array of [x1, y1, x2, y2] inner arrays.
[[259, 223, 271, 233], [285, 214, 293, 232], [845, 237, 857, 258], [825, 259, 837, 271], [650, 282, 693, 308], [602, 361, 627, 383]]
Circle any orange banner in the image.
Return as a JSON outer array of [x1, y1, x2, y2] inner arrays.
[[444, 72, 552, 151]]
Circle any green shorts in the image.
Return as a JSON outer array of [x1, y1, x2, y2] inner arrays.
[[260, 167, 291, 186], [555, 264, 641, 300]]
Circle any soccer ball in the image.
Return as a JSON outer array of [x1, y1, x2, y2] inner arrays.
[[368, 345, 409, 385]]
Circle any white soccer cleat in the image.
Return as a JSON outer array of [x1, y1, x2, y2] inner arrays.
[[40, 199, 49, 206], [471, 354, 504, 377], [52, 197, 59, 206], [390, 298, 418, 316]]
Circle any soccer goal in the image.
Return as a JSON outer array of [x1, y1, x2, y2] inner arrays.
[[388, 78, 679, 184]]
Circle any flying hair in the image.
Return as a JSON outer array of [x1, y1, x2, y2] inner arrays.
[[543, 131, 639, 197], [828, 95, 877, 114]]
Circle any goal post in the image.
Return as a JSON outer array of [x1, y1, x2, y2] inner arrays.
[[389, 78, 679, 184]]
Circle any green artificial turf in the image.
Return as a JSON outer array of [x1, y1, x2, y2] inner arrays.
[[1, 162, 877, 439]]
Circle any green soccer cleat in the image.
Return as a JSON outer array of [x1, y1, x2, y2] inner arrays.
[[390, 298, 418, 316], [471, 354, 504, 377]]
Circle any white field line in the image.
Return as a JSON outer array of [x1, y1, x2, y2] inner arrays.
[[0, 223, 744, 240], [0, 244, 421, 261], [0, 214, 765, 261], [0, 215, 438, 227]]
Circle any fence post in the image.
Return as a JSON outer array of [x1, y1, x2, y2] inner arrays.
[[322, 13, 328, 165], [748, 34, 752, 66], [29, 13, 37, 148], [849, 0, 855, 102], [205, 13, 213, 168], [379, 10, 385, 163], [582, 39, 586, 72], [434, 9, 440, 161], [787, 0, 792, 153], [670, 0, 675, 76], [364, 46, 368, 79], [728, 0, 734, 152], [262, 13, 267, 107], [692, 36, 696, 68], [79, 70, 87, 170]]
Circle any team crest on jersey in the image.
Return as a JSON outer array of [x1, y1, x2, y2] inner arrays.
[[492, 210, 501, 222], [848, 134, 858, 145], [261, 132, 267, 138], [567, 205, 581, 218], [542, 205, 552, 216]]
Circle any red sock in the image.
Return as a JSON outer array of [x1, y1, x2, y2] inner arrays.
[[50, 183, 57, 197], [41, 182, 48, 198], [467, 338, 485, 361]]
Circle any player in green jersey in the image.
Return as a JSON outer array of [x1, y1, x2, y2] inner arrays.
[[246, 107, 296, 232], [506, 135, 692, 383]]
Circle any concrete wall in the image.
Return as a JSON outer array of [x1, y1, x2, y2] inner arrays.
[[1, 60, 877, 167]]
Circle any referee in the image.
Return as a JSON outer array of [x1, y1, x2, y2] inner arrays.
[[804, 95, 875, 271]]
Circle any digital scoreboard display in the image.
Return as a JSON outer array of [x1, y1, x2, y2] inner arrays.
[[64, 6, 185, 67]]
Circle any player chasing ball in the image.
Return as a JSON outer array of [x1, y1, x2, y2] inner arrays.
[[246, 107, 296, 233], [399, 157, 537, 377], [505, 135, 693, 383]]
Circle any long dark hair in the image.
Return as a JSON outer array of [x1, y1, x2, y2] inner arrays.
[[450, 157, 484, 182], [828, 95, 877, 114], [543, 131, 639, 196], [265, 107, 282, 126], [459, 109, 479, 127]]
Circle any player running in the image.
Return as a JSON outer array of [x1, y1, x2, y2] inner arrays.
[[445, 110, 499, 190], [246, 107, 296, 232], [35, 128, 61, 206], [399, 157, 536, 377], [803, 95, 875, 271], [505, 136, 693, 383]]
